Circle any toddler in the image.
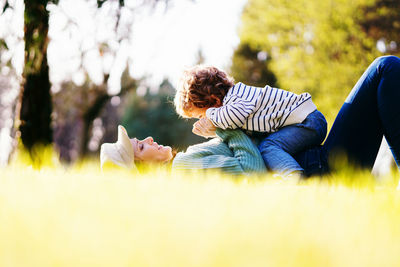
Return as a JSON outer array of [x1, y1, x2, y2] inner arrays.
[[174, 65, 327, 177]]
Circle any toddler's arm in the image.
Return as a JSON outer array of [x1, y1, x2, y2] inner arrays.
[[206, 96, 257, 129], [192, 118, 217, 138]]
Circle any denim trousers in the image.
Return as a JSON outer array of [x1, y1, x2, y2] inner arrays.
[[295, 56, 400, 176], [257, 110, 327, 176]]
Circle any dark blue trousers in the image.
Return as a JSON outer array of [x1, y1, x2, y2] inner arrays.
[[295, 56, 400, 176]]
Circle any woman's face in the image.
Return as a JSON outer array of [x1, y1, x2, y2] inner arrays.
[[131, 137, 173, 163]]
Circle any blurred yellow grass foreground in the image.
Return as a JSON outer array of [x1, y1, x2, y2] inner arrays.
[[1, 164, 400, 267]]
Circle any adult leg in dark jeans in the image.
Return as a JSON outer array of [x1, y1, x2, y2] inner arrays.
[[322, 56, 400, 171]]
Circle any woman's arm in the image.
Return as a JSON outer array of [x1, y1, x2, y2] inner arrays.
[[215, 128, 266, 173], [172, 129, 266, 175]]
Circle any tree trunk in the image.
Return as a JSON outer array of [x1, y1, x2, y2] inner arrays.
[[80, 92, 110, 158], [16, 0, 52, 162]]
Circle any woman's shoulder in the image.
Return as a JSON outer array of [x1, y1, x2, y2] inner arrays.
[[177, 137, 232, 156], [172, 137, 235, 170]]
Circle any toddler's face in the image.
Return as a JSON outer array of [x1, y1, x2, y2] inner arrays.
[[188, 107, 208, 119]]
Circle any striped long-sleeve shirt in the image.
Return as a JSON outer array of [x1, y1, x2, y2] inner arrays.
[[205, 82, 317, 133]]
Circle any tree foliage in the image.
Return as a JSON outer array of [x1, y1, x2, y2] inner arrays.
[[233, 0, 400, 123], [4, 0, 171, 165], [121, 79, 203, 151], [230, 43, 277, 88], [53, 66, 136, 163]]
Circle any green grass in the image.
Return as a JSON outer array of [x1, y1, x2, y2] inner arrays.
[[1, 162, 400, 267]]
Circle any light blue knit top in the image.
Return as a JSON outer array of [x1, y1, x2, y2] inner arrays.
[[172, 129, 266, 175]]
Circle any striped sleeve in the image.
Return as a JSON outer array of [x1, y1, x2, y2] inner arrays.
[[206, 95, 257, 129]]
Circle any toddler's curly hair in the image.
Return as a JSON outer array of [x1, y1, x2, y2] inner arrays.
[[174, 65, 235, 118]]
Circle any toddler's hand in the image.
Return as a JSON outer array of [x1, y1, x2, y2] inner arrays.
[[192, 118, 217, 138]]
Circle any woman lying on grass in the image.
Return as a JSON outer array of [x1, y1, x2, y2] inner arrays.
[[101, 56, 400, 178], [101, 124, 266, 174]]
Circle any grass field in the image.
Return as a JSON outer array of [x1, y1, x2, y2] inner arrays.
[[1, 163, 400, 267]]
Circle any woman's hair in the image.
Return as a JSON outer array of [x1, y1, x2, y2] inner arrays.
[[174, 65, 235, 118]]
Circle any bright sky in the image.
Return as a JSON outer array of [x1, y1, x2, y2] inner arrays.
[[0, 0, 246, 164], [47, 0, 247, 94], [129, 0, 247, 88], [0, 0, 247, 93]]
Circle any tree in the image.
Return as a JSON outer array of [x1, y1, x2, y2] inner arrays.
[[53, 66, 136, 163], [234, 0, 400, 123], [3, 0, 170, 166], [121, 79, 203, 151], [230, 43, 277, 88], [15, 0, 55, 165], [358, 0, 400, 54]]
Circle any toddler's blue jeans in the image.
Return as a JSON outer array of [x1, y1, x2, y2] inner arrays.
[[257, 110, 327, 176]]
